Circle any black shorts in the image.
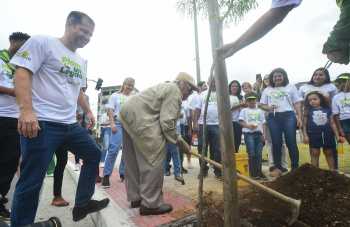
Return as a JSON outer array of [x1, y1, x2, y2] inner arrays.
[[307, 131, 336, 148]]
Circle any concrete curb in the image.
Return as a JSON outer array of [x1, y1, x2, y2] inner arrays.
[[66, 161, 134, 227]]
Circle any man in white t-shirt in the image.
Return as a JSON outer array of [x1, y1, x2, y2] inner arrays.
[[190, 81, 208, 121], [9, 11, 109, 226], [0, 32, 30, 222], [194, 77, 222, 180]]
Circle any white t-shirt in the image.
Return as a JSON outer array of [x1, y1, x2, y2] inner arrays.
[[105, 92, 131, 117], [298, 83, 338, 99], [271, 0, 302, 8], [196, 90, 219, 125], [0, 58, 19, 118], [10, 35, 87, 124], [189, 93, 200, 111], [230, 95, 241, 122], [260, 84, 302, 113], [332, 93, 350, 120], [179, 100, 190, 125], [239, 108, 266, 134], [99, 112, 110, 128]]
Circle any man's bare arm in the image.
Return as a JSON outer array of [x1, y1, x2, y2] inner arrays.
[[0, 86, 16, 97], [14, 67, 41, 138]]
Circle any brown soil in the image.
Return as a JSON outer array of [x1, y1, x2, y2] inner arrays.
[[170, 206, 196, 219], [201, 164, 350, 226]]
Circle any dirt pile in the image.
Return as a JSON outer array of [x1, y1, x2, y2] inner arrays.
[[202, 164, 350, 226]]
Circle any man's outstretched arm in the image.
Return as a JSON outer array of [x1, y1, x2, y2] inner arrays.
[[216, 4, 295, 60]]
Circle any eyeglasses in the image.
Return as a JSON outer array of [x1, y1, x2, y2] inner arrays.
[[183, 82, 193, 94]]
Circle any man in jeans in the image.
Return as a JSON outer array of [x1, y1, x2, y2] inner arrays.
[[10, 11, 109, 226], [0, 32, 30, 221], [194, 76, 222, 180]]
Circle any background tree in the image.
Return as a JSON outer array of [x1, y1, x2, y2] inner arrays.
[[175, 0, 258, 28]]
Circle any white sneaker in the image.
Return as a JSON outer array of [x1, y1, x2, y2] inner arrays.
[[100, 162, 105, 168], [74, 164, 80, 171], [46, 173, 54, 177]]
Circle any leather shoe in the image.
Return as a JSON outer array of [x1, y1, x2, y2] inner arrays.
[[174, 175, 183, 182], [139, 204, 172, 216], [131, 200, 142, 208]]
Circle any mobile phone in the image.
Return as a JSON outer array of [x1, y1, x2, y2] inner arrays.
[[256, 74, 262, 81]]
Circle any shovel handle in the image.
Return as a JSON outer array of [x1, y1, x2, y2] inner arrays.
[[191, 151, 301, 208]]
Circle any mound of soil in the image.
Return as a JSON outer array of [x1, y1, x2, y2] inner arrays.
[[202, 164, 350, 226]]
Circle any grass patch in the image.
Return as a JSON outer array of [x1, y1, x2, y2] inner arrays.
[[191, 143, 350, 174]]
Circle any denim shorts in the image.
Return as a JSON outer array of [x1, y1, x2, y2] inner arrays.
[[340, 119, 350, 135], [307, 131, 336, 148]]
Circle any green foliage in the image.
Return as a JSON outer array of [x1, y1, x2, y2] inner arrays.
[[175, 0, 258, 28]]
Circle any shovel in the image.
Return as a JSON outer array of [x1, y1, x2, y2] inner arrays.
[[191, 151, 301, 226]]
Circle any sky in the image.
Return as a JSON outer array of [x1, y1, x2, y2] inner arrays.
[[1, 0, 348, 118]]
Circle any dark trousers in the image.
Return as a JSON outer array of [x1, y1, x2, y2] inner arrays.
[[198, 124, 221, 174], [232, 121, 242, 153], [53, 146, 68, 197], [0, 117, 21, 203]]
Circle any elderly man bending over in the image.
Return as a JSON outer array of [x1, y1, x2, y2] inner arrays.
[[117, 72, 197, 215]]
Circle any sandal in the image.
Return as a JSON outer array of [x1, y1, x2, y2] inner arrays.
[[52, 200, 70, 207]]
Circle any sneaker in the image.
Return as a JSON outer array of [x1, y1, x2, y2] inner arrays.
[[0, 205, 10, 221], [74, 164, 80, 171], [281, 168, 289, 173], [270, 168, 282, 177], [46, 173, 54, 177], [198, 171, 208, 179], [336, 170, 344, 175], [100, 162, 105, 168], [102, 175, 110, 188], [257, 172, 268, 180], [215, 172, 223, 181], [118, 174, 124, 182], [269, 166, 276, 172], [250, 171, 260, 180], [72, 198, 109, 222], [165, 171, 171, 176], [182, 167, 188, 174]]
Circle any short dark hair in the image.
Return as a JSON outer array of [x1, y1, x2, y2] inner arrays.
[[9, 32, 30, 42], [269, 68, 289, 87], [228, 80, 243, 100], [308, 67, 331, 84], [65, 11, 95, 30], [197, 81, 206, 87]]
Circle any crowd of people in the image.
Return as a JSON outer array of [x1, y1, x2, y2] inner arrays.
[[1, 0, 350, 225]]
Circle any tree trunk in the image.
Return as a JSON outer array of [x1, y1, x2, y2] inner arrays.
[[193, 0, 201, 83], [206, 0, 240, 226]]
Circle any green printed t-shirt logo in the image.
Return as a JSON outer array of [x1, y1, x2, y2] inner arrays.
[[231, 98, 240, 105], [204, 94, 217, 105], [307, 90, 325, 94], [1, 63, 14, 81], [60, 57, 83, 86], [341, 99, 350, 108], [15, 50, 31, 60], [247, 113, 262, 123], [120, 98, 127, 105]]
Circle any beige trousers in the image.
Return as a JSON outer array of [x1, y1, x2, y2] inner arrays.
[[122, 127, 166, 208]]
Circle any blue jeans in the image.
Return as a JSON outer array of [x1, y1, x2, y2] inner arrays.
[[103, 120, 124, 176], [11, 121, 101, 227], [268, 112, 299, 169], [164, 126, 181, 175], [101, 127, 111, 163], [198, 124, 221, 174], [244, 132, 263, 173], [179, 125, 185, 165]]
